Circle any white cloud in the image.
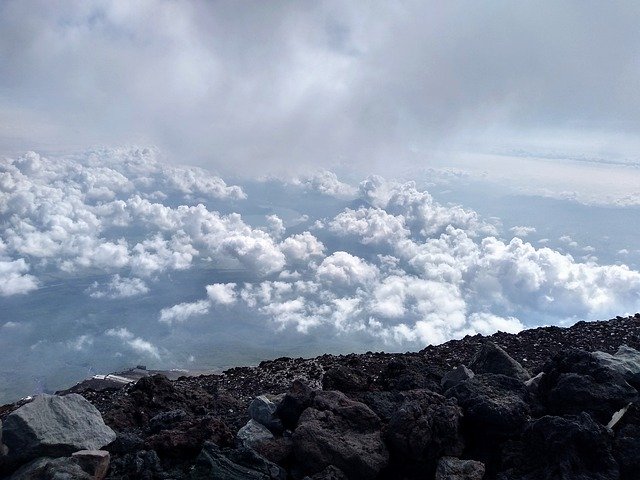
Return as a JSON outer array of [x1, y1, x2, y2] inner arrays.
[[316, 252, 379, 288], [159, 299, 211, 324], [280, 232, 325, 263], [295, 170, 356, 198], [86, 274, 149, 299], [105, 327, 160, 358], [206, 283, 237, 305], [328, 207, 409, 245], [510, 226, 536, 237], [0, 259, 38, 296]]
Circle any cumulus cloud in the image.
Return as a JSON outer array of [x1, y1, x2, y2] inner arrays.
[[316, 252, 379, 288], [280, 232, 325, 264], [206, 283, 237, 305], [86, 275, 149, 299], [159, 300, 211, 325], [294, 171, 356, 198], [105, 327, 160, 358], [510, 226, 536, 237], [0, 258, 38, 296]]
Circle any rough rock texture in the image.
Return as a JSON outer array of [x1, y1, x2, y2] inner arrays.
[[594, 345, 640, 388], [71, 450, 111, 480], [469, 342, 531, 381], [499, 413, 619, 480], [441, 365, 474, 391], [292, 391, 388, 480], [237, 419, 275, 449], [2, 394, 116, 461], [8, 456, 92, 480], [435, 457, 485, 480], [191, 441, 285, 480], [385, 389, 464, 477], [611, 401, 640, 480], [249, 395, 284, 433], [538, 349, 638, 423]]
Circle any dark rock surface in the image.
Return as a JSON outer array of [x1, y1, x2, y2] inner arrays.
[[3, 314, 640, 479]]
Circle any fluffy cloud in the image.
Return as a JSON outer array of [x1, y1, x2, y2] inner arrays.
[[105, 327, 160, 358], [316, 252, 379, 288], [280, 232, 325, 264], [86, 275, 149, 299], [0, 258, 38, 296], [510, 226, 536, 237], [294, 171, 357, 198], [159, 300, 211, 325], [206, 283, 237, 305]]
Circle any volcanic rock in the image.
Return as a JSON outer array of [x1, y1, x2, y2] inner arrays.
[[538, 349, 638, 423], [292, 390, 388, 480], [385, 389, 464, 477], [2, 394, 116, 462], [8, 456, 91, 480], [498, 413, 619, 480], [275, 380, 314, 430], [71, 450, 110, 480], [611, 401, 640, 480], [435, 457, 485, 480], [191, 441, 285, 480], [249, 395, 284, 433], [322, 365, 370, 392], [237, 419, 275, 450], [441, 365, 475, 391], [468, 342, 531, 381]]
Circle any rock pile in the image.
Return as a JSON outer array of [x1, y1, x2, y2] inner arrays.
[[2, 315, 640, 479]]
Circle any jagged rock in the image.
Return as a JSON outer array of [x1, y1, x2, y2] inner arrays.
[[354, 391, 405, 423], [322, 365, 370, 392], [2, 394, 116, 462], [251, 436, 293, 465], [110, 450, 163, 480], [106, 432, 144, 454], [249, 395, 284, 433], [612, 401, 640, 480], [148, 408, 188, 433], [385, 389, 464, 477], [447, 374, 530, 437], [71, 450, 110, 480], [524, 372, 544, 390], [538, 349, 638, 423], [0, 419, 7, 456], [146, 416, 234, 458], [302, 465, 348, 480], [469, 342, 530, 381], [435, 457, 485, 480], [292, 390, 388, 480], [8, 456, 91, 480], [381, 357, 443, 392], [237, 419, 275, 449], [498, 413, 619, 480], [594, 345, 640, 387], [441, 365, 475, 391], [275, 380, 314, 430], [191, 441, 285, 480]]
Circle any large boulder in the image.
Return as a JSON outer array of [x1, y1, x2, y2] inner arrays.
[[498, 413, 619, 480], [538, 349, 638, 424], [469, 342, 530, 381], [8, 456, 91, 480], [435, 457, 486, 480], [385, 389, 464, 477], [446, 374, 531, 440], [322, 365, 370, 392], [2, 394, 116, 462], [292, 390, 388, 480], [237, 419, 275, 450], [249, 395, 284, 433], [191, 441, 285, 480], [594, 345, 640, 387], [381, 357, 443, 392]]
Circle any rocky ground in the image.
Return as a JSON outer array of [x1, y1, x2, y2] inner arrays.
[[2, 314, 640, 479]]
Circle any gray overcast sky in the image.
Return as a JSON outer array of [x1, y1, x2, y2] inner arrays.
[[1, 1, 640, 174]]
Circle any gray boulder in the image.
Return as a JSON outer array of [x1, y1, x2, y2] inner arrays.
[[435, 457, 485, 480], [249, 395, 284, 433], [71, 450, 110, 480], [191, 441, 285, 480], [9, 456, 91, 480], [237, 419, 275, 450], [3, 394, 116, 462], [292, 390, 388, 480], [441, 365, 475, 391], [594, 345, 640, 382], [469, 342, 530, 381]]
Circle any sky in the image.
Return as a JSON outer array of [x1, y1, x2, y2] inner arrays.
[[1, 1, 640, 402]]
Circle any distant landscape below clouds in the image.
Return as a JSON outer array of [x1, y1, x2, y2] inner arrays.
[[1, 147, 639, 403]]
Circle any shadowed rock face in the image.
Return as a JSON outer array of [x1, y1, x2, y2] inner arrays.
[[3, 314, 640, 479]]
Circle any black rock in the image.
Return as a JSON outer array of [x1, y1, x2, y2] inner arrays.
[[322, 365, 370, 392], [538, 349, 638, 424], [149, 408, 189, 433], [469, 342, 531, 381], [292, 390, 388, 480], [385, 389, 464, 477], [441, 365, 475, 391], [191, 442, 285, 480], [498, 413, 619, 480], [612, 402, 640, 480], [275, 380, 314, 430]]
